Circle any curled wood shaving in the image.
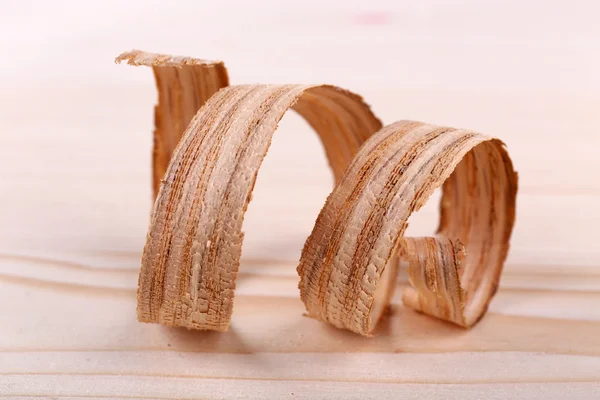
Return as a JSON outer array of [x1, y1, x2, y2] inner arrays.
[[118, 50, 517, 336], [299, 121, 517, 334], [116, 50, 229, 197]]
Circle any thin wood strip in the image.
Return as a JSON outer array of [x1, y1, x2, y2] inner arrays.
[[118, 50, 517, 336], [400, 236, 466, 325], [115, 50, 229, 197], [299, 122, 517, 334], [119, 62, 382, 330]]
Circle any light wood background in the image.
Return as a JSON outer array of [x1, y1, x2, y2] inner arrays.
[[1, 0, 599, 398]]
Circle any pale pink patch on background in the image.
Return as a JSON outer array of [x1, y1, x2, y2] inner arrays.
[[355, 11, 391, 25]]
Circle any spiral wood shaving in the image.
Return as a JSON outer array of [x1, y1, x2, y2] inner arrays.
[[116, 50, 517, 336]]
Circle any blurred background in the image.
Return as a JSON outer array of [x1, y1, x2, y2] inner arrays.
[[1, 0, 599, 270]]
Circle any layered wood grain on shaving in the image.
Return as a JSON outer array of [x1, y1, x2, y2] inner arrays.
[[115, 50, 229, 197], [116, 50, 517, 336]]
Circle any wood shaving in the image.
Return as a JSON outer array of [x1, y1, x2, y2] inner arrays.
[[117, 50, 517, 335]]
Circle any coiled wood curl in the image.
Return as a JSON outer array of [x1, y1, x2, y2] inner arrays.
[[117, 50, 517, 335]]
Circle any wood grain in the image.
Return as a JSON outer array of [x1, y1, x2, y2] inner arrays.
[[115, 50, 229, 198], [1, 0, 599, 398]]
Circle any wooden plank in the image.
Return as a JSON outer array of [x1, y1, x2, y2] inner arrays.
[[3, 351, 600, 383], [1, 376, 599, 400], [2, 277, 600, 356]]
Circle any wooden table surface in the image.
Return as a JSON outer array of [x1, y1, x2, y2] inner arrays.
[[1, 1, 599, 398]]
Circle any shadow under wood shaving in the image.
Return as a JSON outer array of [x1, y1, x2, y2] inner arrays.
[[161, 325, 253, 355]]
